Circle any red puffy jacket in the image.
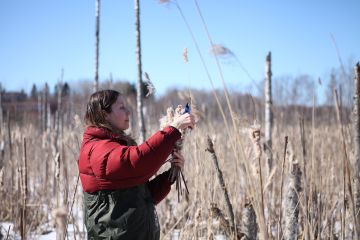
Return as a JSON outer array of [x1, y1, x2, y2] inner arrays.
[[78, 126, 181, 204]]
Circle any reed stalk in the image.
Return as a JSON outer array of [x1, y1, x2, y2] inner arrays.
[[19, 137, 28, 240], [278, 136, 288, 239]]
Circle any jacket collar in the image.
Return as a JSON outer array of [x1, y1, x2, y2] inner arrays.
[[84, 126, 125, 142]]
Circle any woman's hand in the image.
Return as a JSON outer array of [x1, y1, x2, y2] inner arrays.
[[170, 151, 185, 170], [170, 113, 195, 130]]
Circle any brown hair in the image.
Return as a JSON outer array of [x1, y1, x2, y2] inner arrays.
[[85, 90, 137, 146], [85, 89, 120, 129]]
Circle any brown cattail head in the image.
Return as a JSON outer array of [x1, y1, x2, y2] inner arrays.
[[249, 124, 262, 158], [209, 203, 231, 235]]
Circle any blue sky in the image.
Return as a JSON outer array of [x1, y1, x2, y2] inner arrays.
[[0, 0, 359, 97]]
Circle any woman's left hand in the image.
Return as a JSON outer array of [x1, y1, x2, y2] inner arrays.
[[170, 151, 185, 170]]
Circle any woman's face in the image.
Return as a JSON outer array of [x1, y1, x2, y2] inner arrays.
[[105, 95, 130, 131]]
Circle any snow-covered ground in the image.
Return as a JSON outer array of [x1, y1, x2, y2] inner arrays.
[[0, 222, 86, 240]]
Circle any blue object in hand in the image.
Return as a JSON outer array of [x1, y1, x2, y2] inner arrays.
[[183, 103, 191, 114]]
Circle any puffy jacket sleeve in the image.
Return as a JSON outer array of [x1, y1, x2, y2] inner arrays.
[[98, 126, 181, 182], [147, 170, 173, 204]]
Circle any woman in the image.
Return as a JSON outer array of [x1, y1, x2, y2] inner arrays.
[[78, 90, 194, 239]]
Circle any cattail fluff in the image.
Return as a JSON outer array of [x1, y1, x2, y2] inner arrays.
[[144, 72, 156, 98], [283, 161, 302, 240], [159, 107, 174, 130], [241, 201, 257, 240], [183, 48, 188, 63]]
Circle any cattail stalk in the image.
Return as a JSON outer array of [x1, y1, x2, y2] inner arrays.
[[353, 62, 360, 237], [206, 136, 235, 237], [94, 0, 100, 92], [20, 137, 28, 240], [37, 94, 42, 132], [283, 162, 302, 240], [278, 136, 288, 239], [43, 83, 49, 132], [135, 0, 146, 143], [7, 111, 14, 217], [54, 152, 60, 210], [241, 201, 257, 240], [264, 52, 273, 171], [65, 174, 80, 240]]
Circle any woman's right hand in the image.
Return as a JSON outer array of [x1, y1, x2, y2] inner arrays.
[[170, 113, 195, 130]]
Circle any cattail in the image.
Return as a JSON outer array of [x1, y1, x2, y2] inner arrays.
[[206, 137, 235, 237], [248, 124, 267, 240], [283, 161, 302, 240], [241, 200, 257, 240], [249, 124, 261, 159], [159, 104, 191, 200], [210, 203, 231, 236]]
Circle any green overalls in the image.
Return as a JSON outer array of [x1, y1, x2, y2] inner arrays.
[[84, 184, 160, 240]]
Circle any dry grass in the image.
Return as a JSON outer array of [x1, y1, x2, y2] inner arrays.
[[0, 90, 357, 240]]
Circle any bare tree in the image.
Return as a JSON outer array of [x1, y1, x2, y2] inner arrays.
[[354, 62, 360, 236], [94, 0, 100, 93], [135, 0, 146, 143], [264, 52, 273, 170]]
